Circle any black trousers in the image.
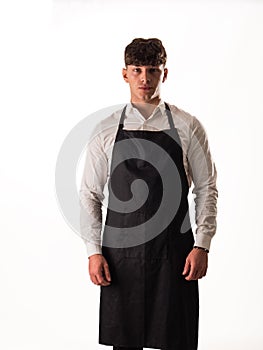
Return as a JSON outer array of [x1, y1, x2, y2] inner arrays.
[[113, 347, 143, 350], [113, 347, 168, 350], [113, 346, 143, 350]]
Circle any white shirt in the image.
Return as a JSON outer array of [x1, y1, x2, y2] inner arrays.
[[79, 100, 218, 257]]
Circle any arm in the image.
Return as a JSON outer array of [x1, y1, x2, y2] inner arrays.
[[183, 116, 218, 281], [79, 129, 111, 286]]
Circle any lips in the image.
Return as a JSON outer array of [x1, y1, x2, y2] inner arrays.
[[139, 86, 152, 90]]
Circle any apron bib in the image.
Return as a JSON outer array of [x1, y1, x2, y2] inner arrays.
[[99, 103, 199, 350]]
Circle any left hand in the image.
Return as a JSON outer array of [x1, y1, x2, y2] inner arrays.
[[182, 248, 208, 281]]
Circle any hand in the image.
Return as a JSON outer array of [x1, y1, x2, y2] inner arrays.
[[182, 248, 208, 281], [88, 254, 112, 286]]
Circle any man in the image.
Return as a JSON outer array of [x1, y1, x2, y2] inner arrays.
[[79, 38, 218, 350]]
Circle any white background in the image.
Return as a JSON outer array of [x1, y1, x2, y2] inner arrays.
[[1, 0, 263, 349]]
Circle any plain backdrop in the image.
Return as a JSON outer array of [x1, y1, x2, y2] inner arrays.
[[1, 0, 263, 349]]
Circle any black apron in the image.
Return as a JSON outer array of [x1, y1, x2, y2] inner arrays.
[[99, 103, 199, 350]]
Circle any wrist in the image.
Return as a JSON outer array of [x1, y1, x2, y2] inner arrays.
[[193, 246, 209, 253], [88, 253, 103, 259]]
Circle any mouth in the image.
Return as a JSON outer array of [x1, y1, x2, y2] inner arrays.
[[139, 86, 152, 91]]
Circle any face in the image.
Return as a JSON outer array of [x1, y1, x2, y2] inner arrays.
[[122, 64, 168, 104]]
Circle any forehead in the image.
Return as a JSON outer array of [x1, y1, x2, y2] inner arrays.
[[127, 64, 164, 69]]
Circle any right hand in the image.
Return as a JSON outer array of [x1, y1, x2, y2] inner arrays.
[[88, 254, 111, 286]]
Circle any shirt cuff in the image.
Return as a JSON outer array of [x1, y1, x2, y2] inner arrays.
[[194, 232, 213, 251], [85, 242, 102, 258]]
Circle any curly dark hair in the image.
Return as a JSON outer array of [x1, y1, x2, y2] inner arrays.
[[124, 38, 167, 67]]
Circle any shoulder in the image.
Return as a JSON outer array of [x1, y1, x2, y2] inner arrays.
[[168, 103, 194, 125], [88, 105, 124, 142], [168, 103, 206, 136]]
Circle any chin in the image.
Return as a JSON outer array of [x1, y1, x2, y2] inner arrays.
[[141, 94, 153, 101]]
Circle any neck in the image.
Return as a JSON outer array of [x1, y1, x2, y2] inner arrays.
[[131, 98, 161, 120]]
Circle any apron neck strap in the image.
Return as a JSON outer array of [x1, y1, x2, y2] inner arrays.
[[119, 102, 175, 129], [164, 102, 175, 129], [119, 105, 127, 128]]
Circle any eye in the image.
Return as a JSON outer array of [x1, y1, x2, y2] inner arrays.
[[133, 68, 141, 73], [149, 68, 159, 73]]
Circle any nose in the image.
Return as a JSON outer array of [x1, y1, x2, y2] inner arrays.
[[140, 70, 150, 83]]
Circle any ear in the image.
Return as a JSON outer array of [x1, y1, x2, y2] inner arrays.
[[162, 68, 168, 83], [122, 68, 129, 83]]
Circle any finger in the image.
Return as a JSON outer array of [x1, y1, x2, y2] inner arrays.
[[200, 267, 206, 278], [196, 271, 203, 280], [196, 267, 207, 280], [90, 274, 100, 285], [185, 266, 198, 281], [97, 272, 111, 286], [198, 265, 207, 279], [103, 264, 111, 282], [182, 259, 190, 276], [201, 268, 207, 278], [90, 272, 109, 286]]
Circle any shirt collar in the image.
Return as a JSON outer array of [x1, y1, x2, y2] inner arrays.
[[126, 99, 167, 121]]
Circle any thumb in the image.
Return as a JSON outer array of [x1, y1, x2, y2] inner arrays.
[[182, 259, 190, 276]]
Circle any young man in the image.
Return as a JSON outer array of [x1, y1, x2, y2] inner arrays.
[[79, 38, 218, 350]]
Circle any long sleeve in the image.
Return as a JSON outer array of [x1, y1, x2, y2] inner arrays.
[[187, 116, 218, 251], [79, 127, 108, 258]]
